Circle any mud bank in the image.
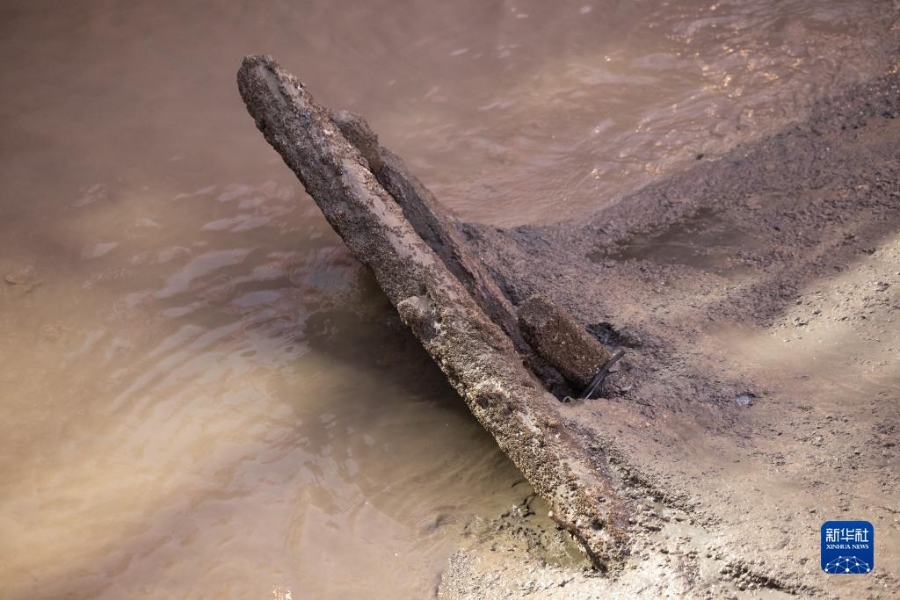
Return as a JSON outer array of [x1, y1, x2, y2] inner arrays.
[[442, 72, 900, 598], [239, 58, 900, 597]]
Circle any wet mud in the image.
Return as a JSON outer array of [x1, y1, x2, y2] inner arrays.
[[441, 71, 900, 598]]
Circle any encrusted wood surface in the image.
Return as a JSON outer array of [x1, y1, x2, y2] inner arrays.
[[237, 54, 630, 567], [331, 110, 572, 397]]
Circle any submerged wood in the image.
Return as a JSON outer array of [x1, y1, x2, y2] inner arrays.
[[237, 55, 629, 567]]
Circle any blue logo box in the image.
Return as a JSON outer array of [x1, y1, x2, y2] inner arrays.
[[821, 521, 874, 574]]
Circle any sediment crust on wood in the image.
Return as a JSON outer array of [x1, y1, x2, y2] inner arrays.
[[518, 295, 612, 389], [331, 110, 573, 397], [237, 54, 630, 567]]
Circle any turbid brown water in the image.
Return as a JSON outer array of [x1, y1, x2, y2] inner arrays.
[[1, 1, 898, 598]]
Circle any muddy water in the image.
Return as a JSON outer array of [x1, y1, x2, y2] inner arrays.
[[0, 1, 895, 598]]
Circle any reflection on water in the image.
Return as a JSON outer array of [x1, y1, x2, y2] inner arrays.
[[0, 0, 896, 598]]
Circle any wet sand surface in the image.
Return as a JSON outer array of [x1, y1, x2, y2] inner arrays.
[[447, 72, 900, 598], [1, 0, 899, 598]]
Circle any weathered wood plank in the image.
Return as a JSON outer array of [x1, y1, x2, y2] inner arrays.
[[330, 109, 572, 397], [237, 55, 629, 568]]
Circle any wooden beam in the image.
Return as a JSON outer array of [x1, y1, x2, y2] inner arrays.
[[237, 55, 630, 568]]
